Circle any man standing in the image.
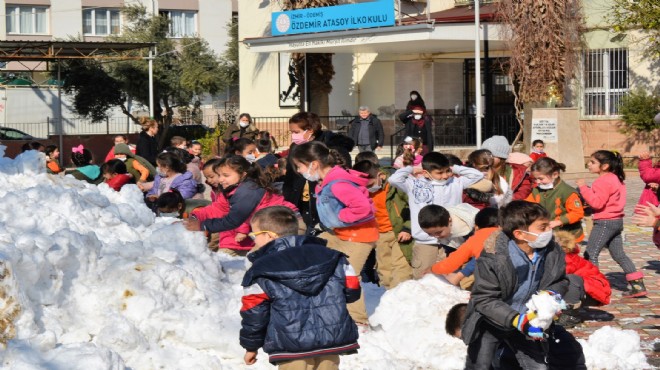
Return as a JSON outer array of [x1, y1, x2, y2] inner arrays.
[[349, 106, 384, 152]]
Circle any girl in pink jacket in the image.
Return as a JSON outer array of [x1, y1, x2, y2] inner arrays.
[[577, 150, 647, 298], [635, 151, 660, 213]]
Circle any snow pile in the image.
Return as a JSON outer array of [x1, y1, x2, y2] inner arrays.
[[0, 151, 652, 369], [578, 326, 651, 369]]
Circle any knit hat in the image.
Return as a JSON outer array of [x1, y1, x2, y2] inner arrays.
[[481, 135, 511, 159], [507, 152, 533, 166]]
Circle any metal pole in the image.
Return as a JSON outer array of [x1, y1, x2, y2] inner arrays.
[[148, 49, 154, 118], [474, 0, 482, 149], [304, 53, 308, 112], [57, 63, 64, 166]]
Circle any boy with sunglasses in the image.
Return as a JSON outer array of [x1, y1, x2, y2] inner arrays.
[[240, 206, 361, 370]]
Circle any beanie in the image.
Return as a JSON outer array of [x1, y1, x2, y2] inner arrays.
[[482, 135, 511, 159]]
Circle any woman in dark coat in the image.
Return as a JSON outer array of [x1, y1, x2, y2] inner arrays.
[[136, 118, 160, 166], [282, 111, 354, 233], [398, 105, 434, 154]]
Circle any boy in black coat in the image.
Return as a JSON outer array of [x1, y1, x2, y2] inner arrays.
[[240, 206, 360, 369]]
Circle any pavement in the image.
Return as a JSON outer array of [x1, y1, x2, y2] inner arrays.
[[564, 174, 660, 366]]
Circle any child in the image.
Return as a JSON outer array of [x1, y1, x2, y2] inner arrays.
[[101, 159, 133, 191], [576, 150, 647, 298], [226, 137, 258, 163], [66, 145, 103, 184], [353, 160, 413, 289], [170, 136, 187, 149], [255, 132, 279, 168], [632, 202, 660, 249], [446, 303, 468, 338], [189, 140, 203, 160], [416, 204, 479, 279], [187, 156, 298, 256], [529, 139, 547, 162], [157, 190, 185, 218], [393, 137, 423, 169], [388, 152, 483, 278], [239, 206, 360, 369], [114, 143, 156, 185], [553, 231, 611, 327], [291, 141, 378, 326], [104, 134, 136, 162], [635, 151, 660, 214], [463, 149, 497, 209], [481, 135, 533, 203], [146, 152, 198, 201], [527, 157, 585, 242], [462, 201, 585, 369], [429, 207, 499, 289], [44, 144, 63, 174]]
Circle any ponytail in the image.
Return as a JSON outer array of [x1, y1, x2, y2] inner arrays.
[[592, 150, 625, 182]]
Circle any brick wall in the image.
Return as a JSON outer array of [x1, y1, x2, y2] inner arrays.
[[579, 119, 660, 158]]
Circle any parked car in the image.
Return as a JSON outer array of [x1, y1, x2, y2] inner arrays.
[[0, 127, 39, 141]]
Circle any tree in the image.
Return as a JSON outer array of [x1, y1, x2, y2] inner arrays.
[[57, 4, 227, 127], [497, 0, 584, 144], [610, 0, 660, 58], [278, 1, 337, 115], [218, 19, 239, 101], [618, 89, 660, 133]]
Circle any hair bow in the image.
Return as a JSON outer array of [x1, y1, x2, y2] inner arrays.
[[72, 144, 84, 154]]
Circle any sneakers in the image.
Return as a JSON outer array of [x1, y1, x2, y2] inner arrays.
[[556, 309, 583, 328], [623, 272, 648, 298]]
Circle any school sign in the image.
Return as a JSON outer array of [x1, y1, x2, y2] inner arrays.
[[272, 0, 395, 36]]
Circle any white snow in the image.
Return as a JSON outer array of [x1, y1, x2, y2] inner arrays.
[[526, 291, 566, 330], [0, 147, 652, 369]]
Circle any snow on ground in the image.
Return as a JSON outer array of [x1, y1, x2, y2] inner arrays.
[[0, 147, 651, 369]]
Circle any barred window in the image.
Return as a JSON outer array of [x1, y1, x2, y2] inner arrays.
[[582, 48, 628, 117]]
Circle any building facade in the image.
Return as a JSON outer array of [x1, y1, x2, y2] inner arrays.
[[238, 0, 659, 157]]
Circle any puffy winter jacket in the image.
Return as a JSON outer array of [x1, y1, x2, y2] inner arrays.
[[565, 249, 611, 305], [636, 158, 660, 214], [147, 171, 198, 199], [240, 235, 360, 364]]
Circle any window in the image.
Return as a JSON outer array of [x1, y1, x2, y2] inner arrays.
[[6, 6, 48, 34], [582, 48, 628, 117], [83, 8, 121, 36], [160, 11, 196, 38]]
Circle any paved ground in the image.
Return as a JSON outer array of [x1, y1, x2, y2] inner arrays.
[[564, 174, 660, 366]]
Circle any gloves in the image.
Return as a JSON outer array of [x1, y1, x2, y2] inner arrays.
[[465, 188, 493, 203], [513, 312, 545, 340]]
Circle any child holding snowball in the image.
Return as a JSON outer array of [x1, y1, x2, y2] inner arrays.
[[462, 201, 586, 370]]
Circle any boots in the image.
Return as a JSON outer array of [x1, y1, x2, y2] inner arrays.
[[557, 306, 583, 328], [623, 271, 648, 298]]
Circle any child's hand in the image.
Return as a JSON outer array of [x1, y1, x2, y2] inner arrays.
[[184, 218, 201, 231], [638, 151, 651, 160], [397, 231, 412, 242], [575, 179, 587, 187], [444, 272, 464, 286], [548, 220, 563, 229], [235, 233, 247, 242], [632, 202, 660, 227], [244, 351, 258, 365]]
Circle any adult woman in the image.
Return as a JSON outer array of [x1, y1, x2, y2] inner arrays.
[[282, 111, 354, 233], [398, 105, 434, 154], [223, 113, 260, 142], [136, 118, 160, 166]]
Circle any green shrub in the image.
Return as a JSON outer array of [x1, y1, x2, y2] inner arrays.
[[618, 89, 660, 133]]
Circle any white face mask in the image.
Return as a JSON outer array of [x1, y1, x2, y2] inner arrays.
[[538, 183, 554, 190], [302, 164, 320, 182], [413, 114, 422, 120], [159, 212, 179, 218], [521, 230, 553, 249], [239, 121, 250, 128], [431, 179, 449, 186], [245, 154, 256, 163], [411, 94, 418, 100], [367, 185, 382, 193], [117, 157, 127, 162], [157, 169, 167, 177]]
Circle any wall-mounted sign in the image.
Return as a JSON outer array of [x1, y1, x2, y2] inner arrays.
[[531, 118, 558, 143], [272, 0, 394, 36]]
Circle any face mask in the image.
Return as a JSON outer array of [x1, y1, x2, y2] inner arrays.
[[157, 169, 167, 177], [411, 94, 418, 100], [521, 230, 553, 249], [413, 114, 422, 120], [245, 154, 256, 163], [538, 182, 554, 190], [239, 121, 250, 128], [431, 179, 449, 186], [159, 212, 180, 218], [403, 144, 414, 151], [117, 157, 127, 162], [291, 130, 309, 145], [221, 183, 239, 195], [534, 148, 544, 154], [367, 185, 382, 193], [302, 165, 320, 182]]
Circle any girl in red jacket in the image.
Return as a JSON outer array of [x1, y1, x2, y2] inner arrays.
[[577, 150, 647, 298], [101, 159, 133, 191], [186, 156, 298, 256], [635, 151, 660, 214]]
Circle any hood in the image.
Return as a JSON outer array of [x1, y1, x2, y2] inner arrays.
[[114, 143, 135, 157], [77, 165, 100, 180], [553, 230, 578, 254], [322, 166, 370, 188], [244, 236, 341, 295], [446, 203, 479, 237]]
